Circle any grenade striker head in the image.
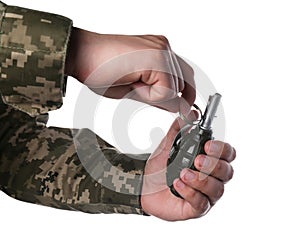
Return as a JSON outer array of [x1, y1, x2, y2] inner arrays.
[[200, 93, 222, 130]]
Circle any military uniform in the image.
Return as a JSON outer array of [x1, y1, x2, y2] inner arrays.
[[0, 1, 148, 215]]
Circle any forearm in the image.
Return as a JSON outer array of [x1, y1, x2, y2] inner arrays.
[[0, 102, 148, 214]]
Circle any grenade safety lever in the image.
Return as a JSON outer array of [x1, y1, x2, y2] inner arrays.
[[166, 93, 222, 198]]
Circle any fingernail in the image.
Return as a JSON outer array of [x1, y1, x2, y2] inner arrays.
[[183, 169, 196, 181], [200, 156, 210, 169], [209, 141, 220, 153]]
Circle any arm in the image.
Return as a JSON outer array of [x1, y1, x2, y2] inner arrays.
[[0, 2, 195, 115], [0, 2, 236, 220]]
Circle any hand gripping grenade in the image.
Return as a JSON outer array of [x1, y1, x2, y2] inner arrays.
[[166, 93, 222, 198]]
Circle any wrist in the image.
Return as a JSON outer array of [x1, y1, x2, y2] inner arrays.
[[65, 27, 81, 80], [65, 27, 106, 83]]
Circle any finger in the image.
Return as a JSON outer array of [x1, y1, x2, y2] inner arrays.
[[150, 95, 200, 114], [90, 85, 132, 99], [176, 55, 196, 107], [205, 140, 236, 162], [173, 178, 211, 217], [142, 35, 181, 93], [151, 96, 181, 113], [181, 80, 196, 107], [169, 51, 184, 92], [149, 110, 198, 163], [141, 34, 170, 50], [87, 69, 148, 98], [132, 72, 178, 103], [180, 169, 224, 205], [98, 86, 193, 114], [165, 48, 180, 93], [194, 155, 234, 183], [93, 79, 181, 112]]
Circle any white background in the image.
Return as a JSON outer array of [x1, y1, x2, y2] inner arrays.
[[1, 0, 300, 243]]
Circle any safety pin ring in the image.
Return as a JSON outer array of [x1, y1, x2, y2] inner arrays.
[[179, 104, 202, 125]]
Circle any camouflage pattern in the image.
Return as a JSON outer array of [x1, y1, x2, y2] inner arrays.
[[0, 2, 148, 215], [0, 1, 72, 116], [0, 100, 147, 214]]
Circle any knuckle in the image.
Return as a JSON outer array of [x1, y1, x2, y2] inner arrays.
[[217, 184, 225, 199], [158, 35, 169, 43], [184, 63, 194, 75], [201, 198, 209, 210], [230, 147, 237, 161], [198, 198, 210, 216], [151, 86, 176, 102], [200, 174, 208, 187], [187, 188, 198, 200], [224, 165, 234, 183], [156, 35, 170, 49], [214, 159, 222, 173], [224, 142, 231, 151], [199, 174, 209, 187], [224, 143, 233, 158], [228, 166, 234, 181]]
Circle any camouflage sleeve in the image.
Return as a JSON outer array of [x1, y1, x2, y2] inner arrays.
[[0, 1, 72, 116], [0, 101, 149, 215]]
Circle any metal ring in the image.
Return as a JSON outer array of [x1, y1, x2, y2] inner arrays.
[[179, 104, 202, 125]]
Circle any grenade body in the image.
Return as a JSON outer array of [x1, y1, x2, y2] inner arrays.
[[166, 125, 212, 198]]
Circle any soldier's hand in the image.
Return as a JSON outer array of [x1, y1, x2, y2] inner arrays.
[[65, 27, 195, 112], [141, 113, 236, 221]]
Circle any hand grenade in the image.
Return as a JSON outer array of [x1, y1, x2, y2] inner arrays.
[[166, 93, 222, 198]]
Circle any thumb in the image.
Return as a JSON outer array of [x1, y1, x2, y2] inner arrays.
[[143, 110, 199, 195], [162, 118, 185, 151], [151, 110, 199, 160], [164, 109, 199, 149]]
